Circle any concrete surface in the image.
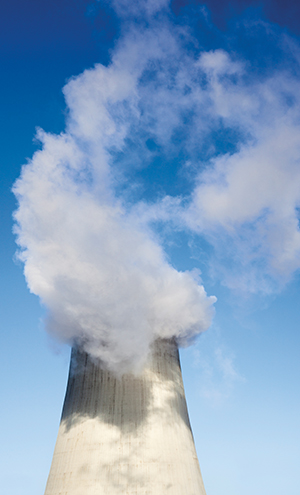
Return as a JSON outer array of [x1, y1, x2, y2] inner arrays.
[[44, 339, 207, 494]]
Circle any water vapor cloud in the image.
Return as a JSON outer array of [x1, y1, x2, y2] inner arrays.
[[13, 0, 300, 370]]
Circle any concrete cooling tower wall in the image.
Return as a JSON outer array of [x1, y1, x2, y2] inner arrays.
[[44, 339, 207, 495]]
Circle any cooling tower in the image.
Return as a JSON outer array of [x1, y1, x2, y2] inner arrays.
[[44, 339, 206, 495]]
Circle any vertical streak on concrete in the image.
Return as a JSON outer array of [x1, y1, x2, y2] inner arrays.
[[44, 339, 207, 495]]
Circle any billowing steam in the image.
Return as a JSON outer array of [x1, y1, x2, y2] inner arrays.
[[12, 19, 217, 374], [13, 1, 300, 370]]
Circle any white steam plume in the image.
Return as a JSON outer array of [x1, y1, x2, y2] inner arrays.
[[13, 6, 300, 371], [13, 24, 216, 373], [185, 48, 300, 291]]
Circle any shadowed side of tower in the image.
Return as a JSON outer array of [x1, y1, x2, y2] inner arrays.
[[44, 339, 207, 495]]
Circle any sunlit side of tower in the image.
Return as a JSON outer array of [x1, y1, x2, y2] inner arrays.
[[44, 339, 206, 495]]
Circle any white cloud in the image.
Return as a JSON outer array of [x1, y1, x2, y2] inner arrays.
[[185, 55, 300, 290], [13, 28, 216, 373], [13, 14, 300, 371]]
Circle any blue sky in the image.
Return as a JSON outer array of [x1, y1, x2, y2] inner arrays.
[[1, 1, 300, 494]]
